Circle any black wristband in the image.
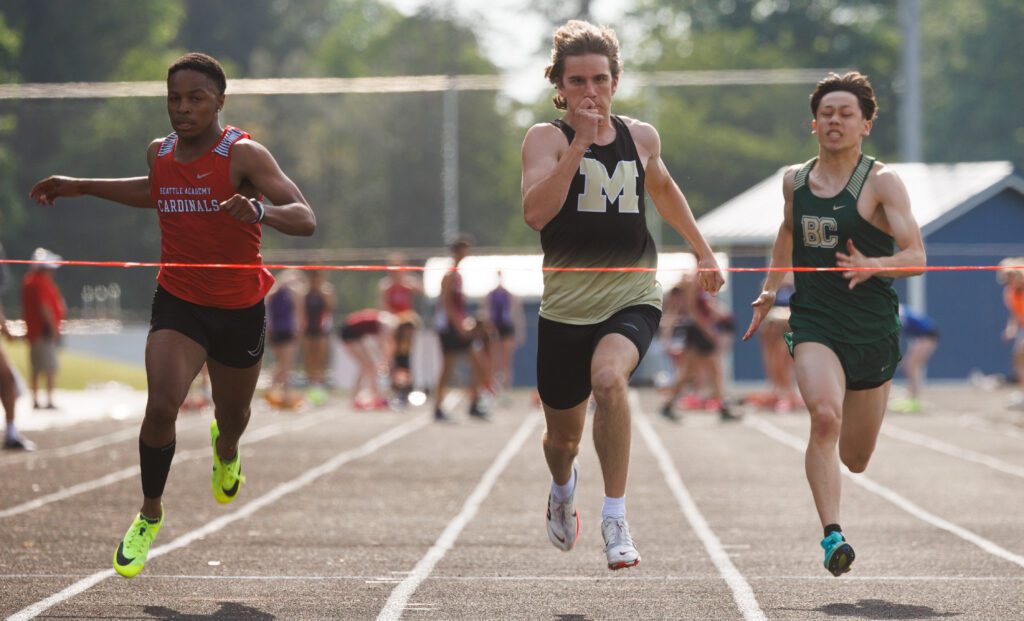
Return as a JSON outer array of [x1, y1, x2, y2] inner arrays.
[[249, 198, 265, 224]]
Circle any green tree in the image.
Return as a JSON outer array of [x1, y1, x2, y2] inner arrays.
[[921, 0, 1024, 168], [608, 0, 901, 251], [0, 1, 184, 314]]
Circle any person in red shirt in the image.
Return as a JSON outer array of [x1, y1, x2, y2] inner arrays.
[[432, 235, 488, 422], [378, 252, 423, 387], [21, 248, 66, 410], [30, 53, 315, 578]]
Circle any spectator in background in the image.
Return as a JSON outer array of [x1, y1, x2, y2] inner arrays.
[[658, 275, 695, 421], [389, 311, 420, 407], [890, 304, 939, 413], [753, 272, 800, 413], [379, 252, 423, 365], [660, 270, 739, 421], [484, 271, 525, 393], [1, 242, 34, 450], [339, 308, 392, 410], [433, 235, 488, 422], [21, 247, 66, 410], [264, 270, 304, 410], [302, 270, 334, 405], [998, 259, 1024, 408]]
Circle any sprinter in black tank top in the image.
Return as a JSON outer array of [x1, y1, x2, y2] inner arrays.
[[742, 72, 925, 577], [521, 20, 724, 571]]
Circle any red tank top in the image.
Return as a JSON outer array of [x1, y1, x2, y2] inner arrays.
[[1006, 286, 1024, 325], [150, 126, 274, 309], [345, 308, 381, 327], [383, 281, 415, 313]]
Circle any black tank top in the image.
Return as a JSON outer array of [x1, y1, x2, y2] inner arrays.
[[304, 290, 327, 333], [539, 115, 661, 324]]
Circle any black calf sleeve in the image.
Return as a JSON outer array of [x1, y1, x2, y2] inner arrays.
[[139, 438, 176, 499]]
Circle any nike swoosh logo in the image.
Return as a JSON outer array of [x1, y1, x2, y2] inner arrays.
[[197, 171, 213, 179], [619, 551, 629, 555], [553, 532, 566, 543], [833, 204, 845, 211], [247, 323, 266, 358], [222, 479, 240, 497], [116, 541, 135, 566]]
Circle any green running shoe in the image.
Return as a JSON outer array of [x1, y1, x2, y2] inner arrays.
[[113, 508, 163, 578], [210, 421, 245, 504], [821, 531, 855, 577]]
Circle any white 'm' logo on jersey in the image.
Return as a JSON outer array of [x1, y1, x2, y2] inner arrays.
[[577, 159, 640, 214]]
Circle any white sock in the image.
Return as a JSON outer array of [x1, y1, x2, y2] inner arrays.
[[550, 468, 576, 502], [5, 424, 16, 441], [602, 495, 626, 520]]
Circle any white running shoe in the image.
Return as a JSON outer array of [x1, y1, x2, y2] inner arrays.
[[601, 516, 641, 570], [546, 465, 580, 552]]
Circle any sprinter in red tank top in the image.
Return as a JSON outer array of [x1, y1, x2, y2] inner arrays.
[[30, 53, 315, 579]]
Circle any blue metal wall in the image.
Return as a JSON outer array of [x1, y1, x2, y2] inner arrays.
[[922, 189, 1024, 378], [729, 254, 772, 381]]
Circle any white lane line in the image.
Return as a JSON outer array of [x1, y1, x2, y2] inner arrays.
[[377, 412, 541, 621], [956, 416, 1024, 440], [0, 417, 208, 467], [746, 416, 1024, 570], [883, 424, 1024, 479], [632, 394, 766, 621], [5, 414, 431, 621], [0, 411, 334, 519], [3, 573, 1024, 582]]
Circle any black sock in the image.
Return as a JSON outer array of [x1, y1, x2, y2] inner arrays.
[[139, 438, 176, 499], [824, 523, 843, 537]]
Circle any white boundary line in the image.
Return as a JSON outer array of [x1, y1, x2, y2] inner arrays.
[[377, 412, 541, 621], [0, 410, 334, 519], [746, 416, 1024, 570], [5, 414, 430, 621], [632, 393, 766, 621], [956, 416, 1024, 440], [882, 424, 1024, 479]]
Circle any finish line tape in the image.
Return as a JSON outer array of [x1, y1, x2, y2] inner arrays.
[[1, 259, 1022, 274]]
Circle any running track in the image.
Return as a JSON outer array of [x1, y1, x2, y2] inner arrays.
[[1, 386, 1022, 620]]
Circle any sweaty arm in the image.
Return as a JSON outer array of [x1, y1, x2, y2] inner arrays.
[[229, 140, 316, 236], [521, 123, 588, 231], [639, 123, 724, 294], [836, 168, 926, 287], [743, 169, 796, 341], [27, 140, 161, 208]]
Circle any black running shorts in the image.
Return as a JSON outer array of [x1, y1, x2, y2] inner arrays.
[[785, 329, 901, 391], [150, 285, 266, 369], [439, 325, 473, 353], [537, 304, 661, 410]]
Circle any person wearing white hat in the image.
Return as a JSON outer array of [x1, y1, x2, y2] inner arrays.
[[21, 247, 66, 411]]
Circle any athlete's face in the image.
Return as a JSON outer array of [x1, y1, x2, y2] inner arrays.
[[558, 54, 618, 119], [812, 91, 872, 152], [166, 70, 224, 139]]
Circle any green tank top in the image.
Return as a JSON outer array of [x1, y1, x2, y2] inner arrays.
[[789, 154, 900, 343]]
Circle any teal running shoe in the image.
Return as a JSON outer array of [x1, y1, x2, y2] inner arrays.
[[821, 531, 855, 577]]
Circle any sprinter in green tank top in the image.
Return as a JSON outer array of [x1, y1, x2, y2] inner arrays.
[[522, 20, 724, 571], [743, 72, 925, 577]]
